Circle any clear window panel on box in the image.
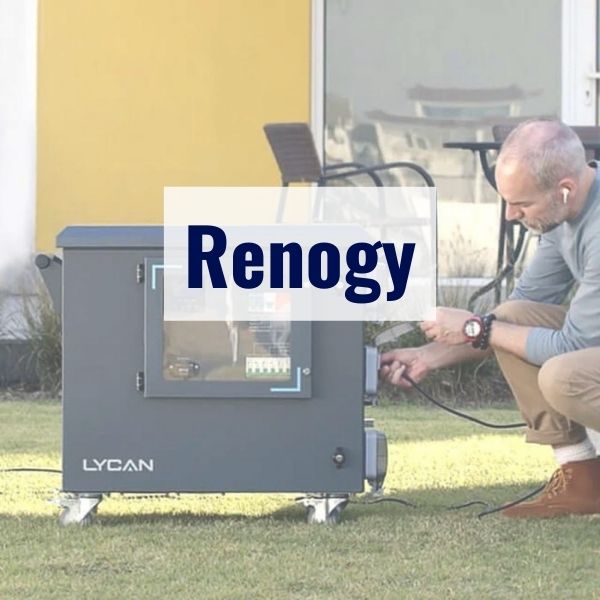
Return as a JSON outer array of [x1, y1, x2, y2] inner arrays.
[[163, 320, 291, 382]]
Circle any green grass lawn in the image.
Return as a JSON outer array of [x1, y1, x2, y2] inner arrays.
[[1, 399, 599, 599]]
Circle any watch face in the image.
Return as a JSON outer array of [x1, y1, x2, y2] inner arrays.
[[464, 319, 483, 339]]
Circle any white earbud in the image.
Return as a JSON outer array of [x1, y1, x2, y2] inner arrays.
[[562, 188, 570, 204]]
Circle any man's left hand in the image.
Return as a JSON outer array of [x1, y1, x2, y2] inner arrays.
[[420, 307, 473, 345]]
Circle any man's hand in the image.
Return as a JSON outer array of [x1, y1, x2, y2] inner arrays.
[[379, 348, 431, 389], [420, 307, 473, 345]]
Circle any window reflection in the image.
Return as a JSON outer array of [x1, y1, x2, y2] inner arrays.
[[325, 0, 561, 276]]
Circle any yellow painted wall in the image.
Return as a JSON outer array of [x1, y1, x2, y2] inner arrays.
[[37, 0, 311, 251]]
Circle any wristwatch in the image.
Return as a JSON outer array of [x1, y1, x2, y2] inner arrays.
[[463, 315, 483, 342], [462, 313, 496, 350]]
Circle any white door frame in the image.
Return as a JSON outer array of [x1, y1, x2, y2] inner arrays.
[[562, 0, 597, 125], [310, 0, 325, 162]]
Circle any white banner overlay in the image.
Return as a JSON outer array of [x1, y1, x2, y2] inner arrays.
[[164, 187, 436, 322]]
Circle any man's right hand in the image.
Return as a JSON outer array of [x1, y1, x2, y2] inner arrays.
[[379, 348, 431, 389]]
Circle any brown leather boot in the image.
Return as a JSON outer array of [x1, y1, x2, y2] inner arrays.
[[502, 457, 600, 518]]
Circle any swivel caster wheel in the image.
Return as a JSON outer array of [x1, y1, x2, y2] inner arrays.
[[306, 504, 343, 525], [55, 493, 102, 527], [59, 509, 93, 527], [298, 495, 348, 525]]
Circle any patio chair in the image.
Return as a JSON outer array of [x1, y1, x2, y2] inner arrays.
[[264, 122, 436, 223], [263, 122, 435, 188]]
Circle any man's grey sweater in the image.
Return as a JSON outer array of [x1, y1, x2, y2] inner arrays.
[[510, 166, 600, 365]]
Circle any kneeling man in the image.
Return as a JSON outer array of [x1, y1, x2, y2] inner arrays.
[[381, 119, 600, 518]]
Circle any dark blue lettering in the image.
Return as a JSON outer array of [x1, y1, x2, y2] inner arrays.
[[345, 242, 381, 303], [384, 242, 415, 301], [308, 243, 340, 289], [188, 225, 227, 288], [233, 243, 264, 289], [270, 243, 303, 288]]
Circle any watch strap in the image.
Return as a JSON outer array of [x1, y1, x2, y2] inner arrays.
[[472, 313, 496, 350]]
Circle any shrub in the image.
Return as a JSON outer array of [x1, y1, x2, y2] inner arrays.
[[20, 279, 62, 397]]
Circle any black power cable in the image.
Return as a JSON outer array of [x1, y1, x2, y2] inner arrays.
[[401, 373, 526, 429], [445, 484, 547, 518], [351, 497, 417, 508], [396, 373, 546, 517], [476, 484, 545, 518], [446, 500, 489, 511], [0, 468, 61, 474]]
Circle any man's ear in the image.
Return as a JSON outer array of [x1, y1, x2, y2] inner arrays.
[[558, 177, 576, 204]]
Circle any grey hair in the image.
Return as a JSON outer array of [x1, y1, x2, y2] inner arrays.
[[498, 119, 586, 191]]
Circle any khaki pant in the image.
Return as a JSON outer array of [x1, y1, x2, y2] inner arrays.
[[494, 300, 600, 446]]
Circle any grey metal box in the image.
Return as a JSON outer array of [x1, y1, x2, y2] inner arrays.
[[57, 226, 365, 495]]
